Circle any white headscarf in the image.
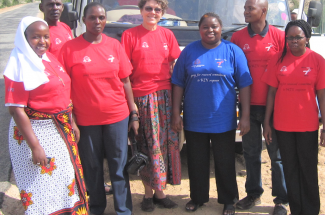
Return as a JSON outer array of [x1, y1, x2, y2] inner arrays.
[[3, 16, 50, 91]]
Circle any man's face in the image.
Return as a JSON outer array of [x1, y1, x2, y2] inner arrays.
[[291, 13, 297, 21], [244, 0, 264, 24], [40, 0, 64, 22]]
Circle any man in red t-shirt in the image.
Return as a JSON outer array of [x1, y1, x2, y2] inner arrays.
[[231, 0, 288, 214], [39, 0, 73, 58]]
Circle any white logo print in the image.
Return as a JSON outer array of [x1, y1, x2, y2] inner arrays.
[[108, 55, 115, 62], [303, 67, 311, 75], [55, 38, 62, 45], [68, 35, 72, 40], [243, 44, 250, 50], [59, 66, 65, 73], [280, 66, 287, 72], [142, 42, 149, 48], [265, 43, 273, 51], [83, 56, 91, 63], [163, 43, 168, 50]]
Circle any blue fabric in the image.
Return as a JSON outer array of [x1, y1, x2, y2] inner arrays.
[[172, 39, 252, 133]]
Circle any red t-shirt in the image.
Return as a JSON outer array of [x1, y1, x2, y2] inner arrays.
[[231, 25, 284, 106], [121, 25, 181, 97], [59, 34, 132, 126], [48, 22, 73, 59], [4, 53, 71, 114], [262, 48, 325, 132]]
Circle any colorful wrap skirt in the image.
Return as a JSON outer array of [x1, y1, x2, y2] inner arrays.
[[134, 89, 181, 191], [8, 105, 88, 215]]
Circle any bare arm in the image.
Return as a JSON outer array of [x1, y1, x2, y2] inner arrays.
[[8, 106, 47, 166], [263, 86, 277, 145], [121, 77, 139, 135], [317, 89, 325, 146], [237, 86, 250, 136], [71, 113, 80, 144], [171, 85, 184, 132]]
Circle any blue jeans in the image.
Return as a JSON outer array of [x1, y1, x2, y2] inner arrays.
[[240, 105, 288, 204]]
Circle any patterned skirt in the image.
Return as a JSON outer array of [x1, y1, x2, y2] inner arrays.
[[135, 89, 181, 191], [9, 118, 87, 215]]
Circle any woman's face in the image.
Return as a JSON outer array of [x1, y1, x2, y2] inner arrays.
[[140, 0, 163, 27], [199, 17, 222, 49], [25, 21, 50, 57], [286, 26, 309, 56], [82, 5, 106, 36]]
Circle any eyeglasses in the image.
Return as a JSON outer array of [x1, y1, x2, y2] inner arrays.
[[286, 36, 305, 41], [144, 6, 162, 14]]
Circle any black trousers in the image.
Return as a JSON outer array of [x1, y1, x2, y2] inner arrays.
[[275, 130, 319, 215], [185, 129, 239, 205], [78, 117, 132, 215]]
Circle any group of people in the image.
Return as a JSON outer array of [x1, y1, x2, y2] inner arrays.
[[3, 0, 325, 215]]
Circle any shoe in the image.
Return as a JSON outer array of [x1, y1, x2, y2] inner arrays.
[[141, 196, 155, 212], [153, 195, 178, 209], [104, 183, 113, 195], [236, 195, 261, 210], [223, 204, 235, 215], [185, 200, 203, 212], [273, 204, 287, 215]]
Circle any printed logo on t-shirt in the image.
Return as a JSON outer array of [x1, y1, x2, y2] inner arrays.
[[83, 56, 92, 63], [142, 42, 149, 48], [303, 67, 311, 75], [280, 66, 287, 72], [192, 59, 205, 68], [8, 87, 14, 92], [108, 55, 115, 62], [215, 59, 226, 68], [55, 38, 62, 45], [265, 43, 273, 51], [163, 43, 168, 50], [59, 66, 65, 73], [243, 44, 250, 50]]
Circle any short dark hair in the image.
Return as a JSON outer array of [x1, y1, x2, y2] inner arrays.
[[278, 20, 312, 63], [138, 0, 168, 14], [83, 2, 106, 17], [198, 12, 223, 27]]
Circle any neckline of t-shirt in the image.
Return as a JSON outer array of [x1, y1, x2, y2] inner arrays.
[[139, 24, 160, 34], [81, 33, 106, 45], [199, 39, 224, 50], [288, 47, 311, 59]]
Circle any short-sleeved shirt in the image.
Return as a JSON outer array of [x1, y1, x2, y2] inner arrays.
[[5, 52, 71, 114], [262, 48, 325, 132], [59, 34, 132, 126], [172, 40, 253, 133], [121, 25, 181, 97], [231, 23, 284, 106], [48, 22, 73, 59]]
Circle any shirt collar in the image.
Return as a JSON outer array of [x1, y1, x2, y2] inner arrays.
[[42, 53, 51, 62], [247, 21, 269, 38]]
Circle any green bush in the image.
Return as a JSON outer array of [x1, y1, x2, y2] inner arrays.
[[1, 0, 11, 7], [12, 0, 20, 5]]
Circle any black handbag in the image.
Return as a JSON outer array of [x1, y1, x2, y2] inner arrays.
[[125, 129, 149, 175]]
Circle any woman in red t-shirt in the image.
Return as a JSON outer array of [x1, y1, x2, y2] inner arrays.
[[262, 20, 325, 215], [121, 0, 181, 212], [59, 2, 138, 215], [4, 17, 87, 214]]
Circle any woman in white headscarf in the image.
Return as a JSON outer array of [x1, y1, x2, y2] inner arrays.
[[3, 16, 88, 215]]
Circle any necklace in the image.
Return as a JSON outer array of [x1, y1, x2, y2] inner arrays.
[[47, 63, 65, 87]]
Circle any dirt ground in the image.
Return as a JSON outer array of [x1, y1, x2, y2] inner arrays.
[[2, 143, 325, 215]]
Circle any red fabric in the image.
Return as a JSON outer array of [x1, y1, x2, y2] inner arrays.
[[4, 53, 71, 114], [262, 48, 325, 132], [121, 25, 181, 97], [118, 0, 138, 5], [59, 34, 132, 126], [231, 25, 285, 106], [48, 22, 73, 59]]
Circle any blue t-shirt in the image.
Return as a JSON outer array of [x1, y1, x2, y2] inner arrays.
[[172, 39, 252, 133]]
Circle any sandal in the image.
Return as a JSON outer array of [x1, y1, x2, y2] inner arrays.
[[223, 204, 235, 215], [153, 195, 178, 209], [141, 196, 155, 212], [104, 183, 113, 195], [185, 200, 203, 212]]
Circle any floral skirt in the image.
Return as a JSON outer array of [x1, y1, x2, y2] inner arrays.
[[135, 89, 181, 191], [9, 118, 87, 215]]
